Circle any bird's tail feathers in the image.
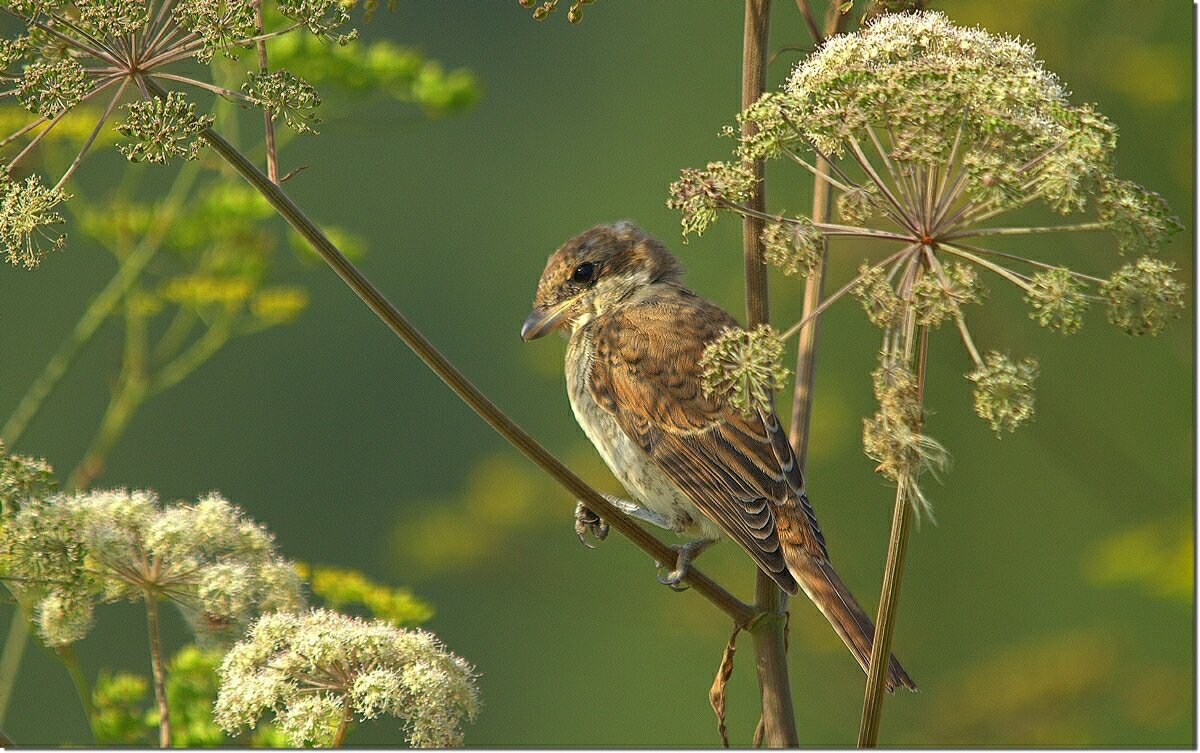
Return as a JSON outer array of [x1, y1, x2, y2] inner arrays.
[[788, 555, 917, 692]]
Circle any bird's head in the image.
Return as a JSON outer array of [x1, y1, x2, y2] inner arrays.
[[520, 221, 684, 341]]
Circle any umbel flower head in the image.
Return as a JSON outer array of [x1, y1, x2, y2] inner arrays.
[[675, 11, 1185, 510], [214, 609, 479, 747], [0, 489, 303, 645]]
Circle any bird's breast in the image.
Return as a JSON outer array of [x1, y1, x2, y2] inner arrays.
[[565, 334, 719, 539]]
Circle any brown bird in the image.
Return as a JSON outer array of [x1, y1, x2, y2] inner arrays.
[[521, 221, 915, 691]]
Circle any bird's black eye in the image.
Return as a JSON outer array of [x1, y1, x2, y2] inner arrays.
[[572, 262, 596, 284]]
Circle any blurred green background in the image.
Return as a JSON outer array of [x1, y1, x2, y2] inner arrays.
[[0, 0, 1192, 746]]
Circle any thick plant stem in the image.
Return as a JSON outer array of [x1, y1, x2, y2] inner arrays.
[[740, 0, 771, 329], [133, 80, 756, 626], [856, 324, 928, 748], [740, 0, 799, 748], [787, 157, 831, 459], [252, 0, 278, 184], [0, 613, 27, 728], [144, 591, 170, 748], [331, 698, 353, 747]]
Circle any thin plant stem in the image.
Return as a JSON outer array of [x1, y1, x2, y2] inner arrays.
[[67, 303, 150, 489], [137, 78, 756, 625], [787, 155, 830, 457], [939, 243, 1035, 292], [943, 222, 1106, 239], [923, 247, 984, 368], [148, 312, 236, 395], [253, 0, 279, 184], [857, 322, 927, 748], [727, 202, 913, 242], [0, 612, 27, 729], [147, 72, 253, 101], [948, 244, 1108, 284], [845, 133, 918, 235], [783, 149, 852, 192], [779, 245, 915, 341], [793, 0, 821, 43], [739, 0, 798, 746], [740, 0, 771, 330], [54, 77, 129, 191], [0, 724, 12, 746], [144, 590, 170, 748], [0, 114, 50, 148]]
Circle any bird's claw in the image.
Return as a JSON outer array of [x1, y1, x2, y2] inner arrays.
[[654, 539, 715, 592], [574, 502, 608, 548], [657, 565, 691, 591]]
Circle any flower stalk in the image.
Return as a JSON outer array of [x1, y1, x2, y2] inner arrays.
[[857, 320, 927, 748], [144, 589, 171, 747], [737, 0, 802, 748]]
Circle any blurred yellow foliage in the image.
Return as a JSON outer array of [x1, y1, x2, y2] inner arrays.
[[293, 562, 434, 626], [0, 105, 117, 148], [160, 274, 253, 308], [250, 287, 309, 324], [1083, 517, 1192, 602]]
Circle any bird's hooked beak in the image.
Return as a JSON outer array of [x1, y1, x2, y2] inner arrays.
[[520, 298, 575, 341]]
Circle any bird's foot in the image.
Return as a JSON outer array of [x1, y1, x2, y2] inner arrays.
[[574, 501, 608, 548], [655, 538, 716, 592]]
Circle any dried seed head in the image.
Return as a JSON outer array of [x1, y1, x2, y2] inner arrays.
[[852, 262, 902, 328], [967, 352, 1038, 434], [1025, 268, 1088, 335], [0, 174, 67, 269], [761, 219, 823, 277], [1101, 257, 1186, 336], [862, 354, 947, 519], [117, 92, 214, 164], [699, 325, 788, 417], [912, 262, 983, 328], [667, 161, 756, 237], [243, 70, 322, 134]]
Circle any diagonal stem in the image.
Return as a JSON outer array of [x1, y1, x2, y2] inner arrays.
[[54, 77, 129, 191], [943, 222, 1106, 239], [780, 245, 915, 342], [138, 78, 757, 625]]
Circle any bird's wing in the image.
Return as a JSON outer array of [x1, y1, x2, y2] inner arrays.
[[587, 295, 828, 593]]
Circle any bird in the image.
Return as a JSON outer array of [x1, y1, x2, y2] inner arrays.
[[521, 221, 916, 691]]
